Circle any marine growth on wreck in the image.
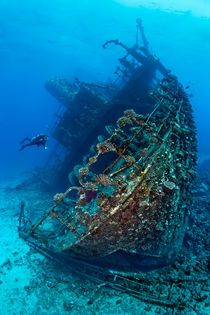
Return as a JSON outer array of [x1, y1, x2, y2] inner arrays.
[[20, 20, 197, 273]]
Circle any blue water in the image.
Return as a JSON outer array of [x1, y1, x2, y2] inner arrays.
[[0, 0, 210, 180]]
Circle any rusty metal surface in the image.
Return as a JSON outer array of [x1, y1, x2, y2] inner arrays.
[[27, 21, 197, 266], [60, 78, 197, 258]]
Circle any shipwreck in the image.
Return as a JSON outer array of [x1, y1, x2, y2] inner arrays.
[[19, 19, 197, 301]]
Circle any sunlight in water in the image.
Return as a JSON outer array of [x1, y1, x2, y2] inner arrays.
[[115, 0, 210, 17]]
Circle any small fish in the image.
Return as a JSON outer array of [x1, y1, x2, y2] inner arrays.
[[188, 93, 194, 98]]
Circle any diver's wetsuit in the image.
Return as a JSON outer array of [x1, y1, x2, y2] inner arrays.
[[19, 134, 48, 151]]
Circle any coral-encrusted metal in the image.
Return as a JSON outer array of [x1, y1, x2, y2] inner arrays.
[[60, 77, 197, 259]]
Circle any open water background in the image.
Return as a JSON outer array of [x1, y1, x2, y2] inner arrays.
[[0, 0, 209, 179]]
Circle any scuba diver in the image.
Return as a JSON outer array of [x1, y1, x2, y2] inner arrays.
[[19, 134, 48, 151]]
